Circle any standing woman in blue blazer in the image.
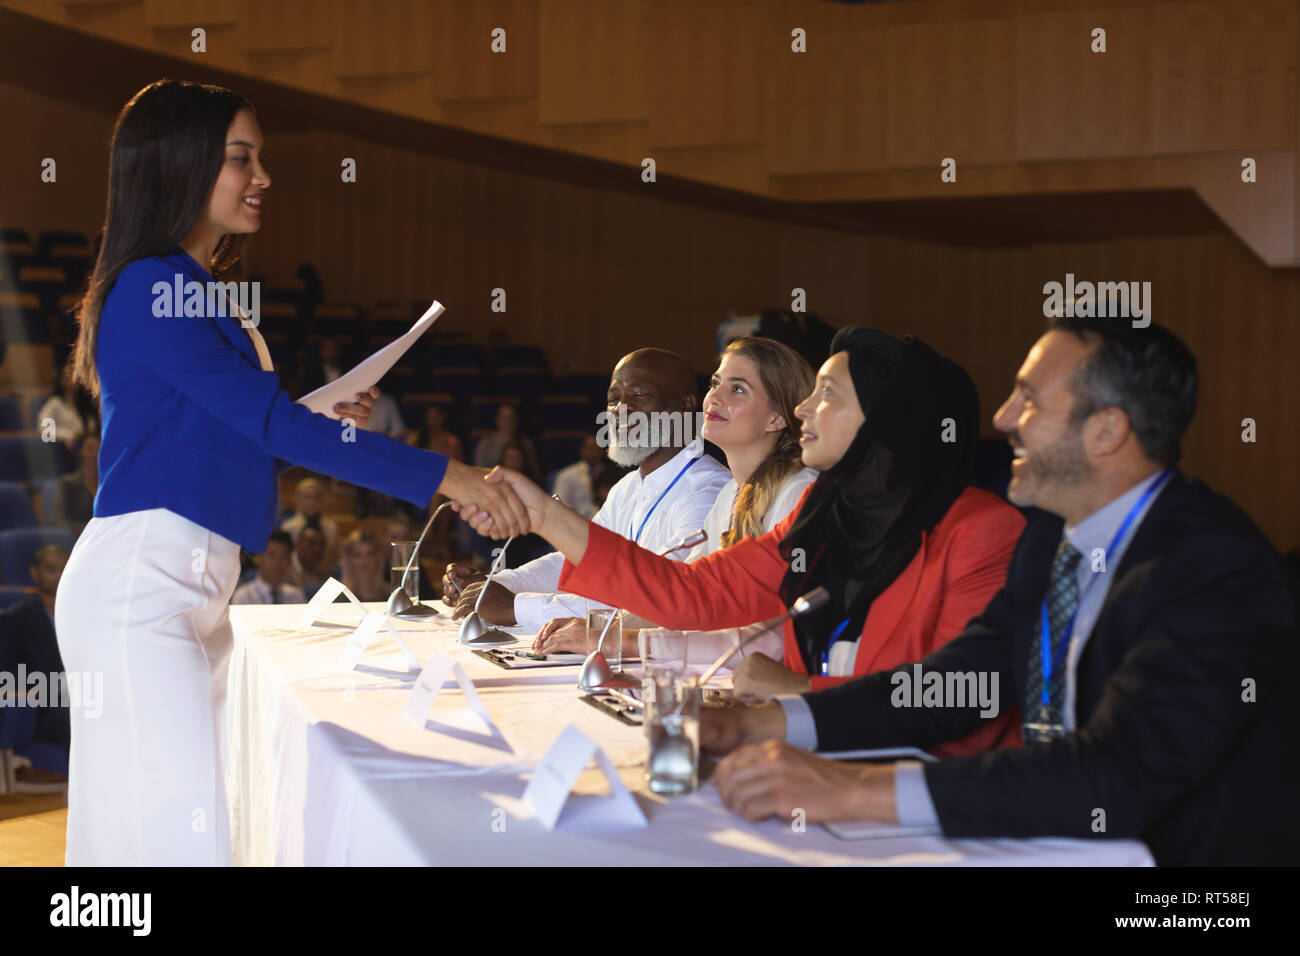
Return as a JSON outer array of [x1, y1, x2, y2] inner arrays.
[[54, 79, 526, 866]]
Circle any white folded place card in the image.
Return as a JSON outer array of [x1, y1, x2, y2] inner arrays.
[[299, 577, 366, 628], [522, 725, 647, 831], [340, 610, 421, 672], [405, 649, 494, 730]]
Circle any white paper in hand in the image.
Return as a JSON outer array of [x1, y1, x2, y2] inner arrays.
[[406, 649, 494, 731], [296, 300, 443, 418], [522, 725, 646, 831], [298, 576, 365, 629]]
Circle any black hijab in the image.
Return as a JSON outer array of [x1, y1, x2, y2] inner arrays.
[[778, 328, 980, 673]]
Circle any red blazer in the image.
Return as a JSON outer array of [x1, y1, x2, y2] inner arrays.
[[560, 486, 1026, 757]]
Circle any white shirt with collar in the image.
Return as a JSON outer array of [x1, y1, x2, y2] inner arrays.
[[494, 437, 730, 632], [231, 575, 306, 606], [552, 460, 596, 518]]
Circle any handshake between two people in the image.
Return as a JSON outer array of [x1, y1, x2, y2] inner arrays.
[[435, 460, 589, 561]]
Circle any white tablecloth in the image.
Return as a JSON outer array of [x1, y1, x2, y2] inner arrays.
[[225, 603, 1154, 866]]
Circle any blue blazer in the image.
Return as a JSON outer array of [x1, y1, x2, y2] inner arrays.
[[94, 249, 447, 552]]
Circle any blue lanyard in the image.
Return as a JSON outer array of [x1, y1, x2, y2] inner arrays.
[[1038, 469, 1172, 708], [819, 616, 853, 676], [629, 456, 698, 544]]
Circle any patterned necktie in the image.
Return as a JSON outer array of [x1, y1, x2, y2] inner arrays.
[[1024, 539, 1082, 730]]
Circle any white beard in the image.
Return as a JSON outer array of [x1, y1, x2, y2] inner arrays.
[[607, 430, 655, 467]]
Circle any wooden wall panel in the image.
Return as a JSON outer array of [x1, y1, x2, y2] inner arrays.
[[537, 0, 649, 125]]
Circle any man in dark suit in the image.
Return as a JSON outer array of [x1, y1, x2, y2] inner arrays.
[[0, 545, 72, 786], [704, 317, 1299, 866]]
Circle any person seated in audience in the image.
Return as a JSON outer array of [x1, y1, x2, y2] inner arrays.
[[48, 433, 99, 534], [297, 337, 345, 395], [498, 442, 553, 567], [288, 525, 331, 598], [497, 318, 1299, 866], [384, 512, 436, 598], [359, 390, 407, 440], [552, 434, 606, 518], [0, 545, 72, 787], [37, 359, 100, 450], [408, 404, 464, 461], [443, 348, 731, 632], [279, 477, 339, 565], [474, 328, 1027, 758], [408, 405, 465, 563], [337, 529, 388, 602], [533, 336, 820, 670], [230, 531, 305, 605], [472, 403, 539, 478]]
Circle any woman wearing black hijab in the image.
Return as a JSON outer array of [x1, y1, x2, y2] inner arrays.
[[470, 328, 1026, 757]]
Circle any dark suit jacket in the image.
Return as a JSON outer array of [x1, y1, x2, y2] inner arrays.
[[803, 473, 1300, 865]]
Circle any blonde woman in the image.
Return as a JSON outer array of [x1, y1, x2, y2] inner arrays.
[[533, 336, 817, 664]]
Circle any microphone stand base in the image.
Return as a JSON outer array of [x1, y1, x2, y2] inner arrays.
[[391, 603, 440, 619]]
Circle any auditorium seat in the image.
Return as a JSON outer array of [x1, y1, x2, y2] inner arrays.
[[0, 437, 73, 483], [0, 527, 78, 586], [0, 482, 38, 531], [0, 397, 26, 432]]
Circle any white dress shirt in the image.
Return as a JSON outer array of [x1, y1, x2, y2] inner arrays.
[[230, 575, 306, 605], [552, 460, 596, 518], [494, 438, 730, 632], [641, 467, 818, 667]]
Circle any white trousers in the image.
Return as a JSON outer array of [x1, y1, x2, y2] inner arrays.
[[54, 508, 242, 866]]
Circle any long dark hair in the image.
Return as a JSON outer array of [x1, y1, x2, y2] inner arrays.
[[71, 79, 255, 397]]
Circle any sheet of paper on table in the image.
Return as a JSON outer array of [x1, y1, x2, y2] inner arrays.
[[295, 300, 444, 418], [523, 725, 646, 831], [406, 649, 496, 732]]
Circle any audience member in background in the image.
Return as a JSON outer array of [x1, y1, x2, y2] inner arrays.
[[38, 360, 100, 450], [359, 391, 406, 440], [472, 404, 539, 478], [230, 531, 305, 605], [384, 512, 435, 599], [0, 545, 72, 787], [552, 434, 605, 518], [444, 348, 730, 631], [535, 336, 818, 668], [49, 434, 100, 534], [498, 442, 551, 567], [338, 529, 388, 602], [409, 405, 465, 563], [409, 404, 464, 461], [687, 319, 1299, 866], [297, 337, 345, 395], [279, 477, 338, 564], [484, 329, 1026, 759], [592, 465, 619, 512], [288, 525, 331, 598]]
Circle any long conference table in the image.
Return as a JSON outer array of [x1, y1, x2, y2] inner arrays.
[[225, 601, 1155, 867]]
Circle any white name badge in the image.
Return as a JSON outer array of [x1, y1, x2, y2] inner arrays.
[[405, 650, 494, 730], [298, 576, 365, 629], [522, 725, 647, 831]]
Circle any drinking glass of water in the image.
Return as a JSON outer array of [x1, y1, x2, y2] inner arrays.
[[586, 607, 622, 672], [390, 540, 419, 606], [645, 667, 701, 795]]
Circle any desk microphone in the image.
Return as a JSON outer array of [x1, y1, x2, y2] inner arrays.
[[386, 500, 454, 619], [576, 528, 708, 693], [457, 492, 563, 645], [695, 586, 829, 686]]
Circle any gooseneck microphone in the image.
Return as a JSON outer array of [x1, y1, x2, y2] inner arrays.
[[694, 586, 829, 686]]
